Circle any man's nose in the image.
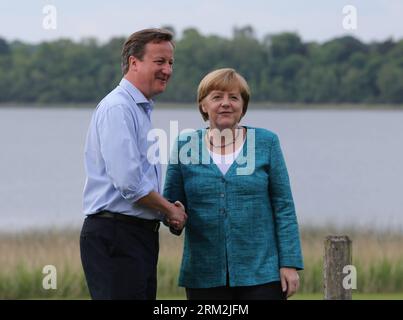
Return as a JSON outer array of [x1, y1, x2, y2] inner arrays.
[[162, 63, 173, 75]]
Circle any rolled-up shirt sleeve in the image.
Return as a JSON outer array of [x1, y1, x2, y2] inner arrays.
[[97, 104, 154, 203]]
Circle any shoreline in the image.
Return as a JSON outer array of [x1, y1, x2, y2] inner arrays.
[[1, 102, 403, 111]]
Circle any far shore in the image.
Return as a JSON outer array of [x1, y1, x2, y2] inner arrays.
[[1, 102, 403, 111]]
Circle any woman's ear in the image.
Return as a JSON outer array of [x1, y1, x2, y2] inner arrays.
[[201, 103, 207, 114]]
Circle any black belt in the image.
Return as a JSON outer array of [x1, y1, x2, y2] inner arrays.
[[89, 211, 160, 232]]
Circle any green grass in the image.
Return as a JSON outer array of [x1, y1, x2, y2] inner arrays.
[[1, 227, 403, 299], [0, 264, 89, 299], [157, 293, 403, 300], [290, 293, 403, 300]]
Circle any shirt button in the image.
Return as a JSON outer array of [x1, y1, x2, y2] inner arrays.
[[220, 193, 225, 198]]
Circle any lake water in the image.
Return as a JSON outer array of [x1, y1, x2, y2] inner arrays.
[[1, 106, 403, 232]]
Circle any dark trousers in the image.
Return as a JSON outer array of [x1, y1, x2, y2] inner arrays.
[[80, 216, 159, 300], [186, 281, 286, 300]]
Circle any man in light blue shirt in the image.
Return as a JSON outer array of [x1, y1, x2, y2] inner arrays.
[[80, 29, 187, 300], [83, 78, 164, 220]]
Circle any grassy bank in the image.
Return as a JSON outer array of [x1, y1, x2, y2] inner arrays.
[[0, 226, 402, 299]]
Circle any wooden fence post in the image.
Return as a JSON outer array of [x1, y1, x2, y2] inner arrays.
[[324, 235, 352, 300]]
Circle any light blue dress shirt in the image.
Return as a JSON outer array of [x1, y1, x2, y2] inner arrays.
[[83, 78, 163, 220]]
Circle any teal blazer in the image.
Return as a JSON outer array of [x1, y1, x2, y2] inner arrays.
[[163, 126, 303, 288]]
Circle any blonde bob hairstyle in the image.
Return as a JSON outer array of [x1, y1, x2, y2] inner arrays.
[[197, 68, 250, 121]]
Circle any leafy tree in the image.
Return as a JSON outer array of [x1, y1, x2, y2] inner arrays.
[[0, 38, 10, 55], [377, 63, 403, 103], [0, 29, 401, 105]]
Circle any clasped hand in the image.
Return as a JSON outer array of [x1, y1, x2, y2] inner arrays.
[[166, 201, 187, 230]]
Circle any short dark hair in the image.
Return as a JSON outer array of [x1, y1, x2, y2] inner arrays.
[[121, 28, 174, 75]]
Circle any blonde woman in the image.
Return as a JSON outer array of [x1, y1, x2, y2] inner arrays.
[[164, 68, 303, 300]]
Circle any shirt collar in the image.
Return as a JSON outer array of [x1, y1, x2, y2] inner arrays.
[[119, 78, 154, 113]]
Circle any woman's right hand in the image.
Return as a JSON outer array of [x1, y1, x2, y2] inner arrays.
[[166, 201, 187, 230], [280, 267, 300, 298]]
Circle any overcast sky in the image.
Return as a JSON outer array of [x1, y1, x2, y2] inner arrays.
[[1, 0, 402, 44]]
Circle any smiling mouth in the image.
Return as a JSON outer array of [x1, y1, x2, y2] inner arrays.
[[156, 77, 168, 84]]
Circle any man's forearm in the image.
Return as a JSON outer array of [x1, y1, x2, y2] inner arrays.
[[136, 191, 187, 227], [136, 191, 174, 216]]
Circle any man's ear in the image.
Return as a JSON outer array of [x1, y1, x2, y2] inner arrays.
[[128, 56, 138, 72]]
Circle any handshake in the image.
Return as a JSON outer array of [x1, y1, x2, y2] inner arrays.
[[163, 200, 187, 236]]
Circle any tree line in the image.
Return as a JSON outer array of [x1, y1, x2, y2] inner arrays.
[[0, 26, 402, 104]]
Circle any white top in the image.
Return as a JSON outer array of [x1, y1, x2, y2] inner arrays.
[[208, 141, 245, 175]]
